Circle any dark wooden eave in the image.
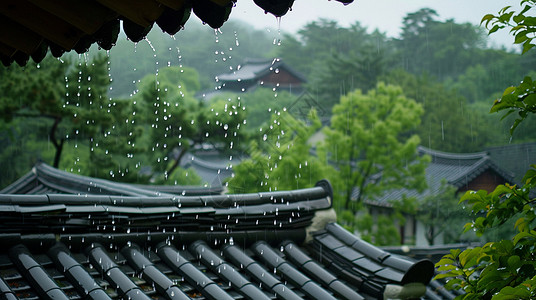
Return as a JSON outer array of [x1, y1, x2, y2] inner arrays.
[[0, 0, 354, 67]]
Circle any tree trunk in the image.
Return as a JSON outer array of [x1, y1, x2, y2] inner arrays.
[[50, 117, 64, 168], [166, 146, 190, 179]]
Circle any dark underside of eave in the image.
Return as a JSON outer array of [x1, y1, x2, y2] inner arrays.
[[0, 0, 353, 67]]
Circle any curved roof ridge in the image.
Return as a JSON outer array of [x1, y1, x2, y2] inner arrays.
[[448, 156, 515, 187], [183, 152, 233, 170], [34, 162, 174, 197], [242, 57, 273, 64], [417, 145, 488, 161]]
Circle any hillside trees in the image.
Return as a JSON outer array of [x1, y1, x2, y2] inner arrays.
[[397, 8, 487, 79], [0, 56, 69, 169], [382, 70, 492, 152], [278, 20, 394, 112]]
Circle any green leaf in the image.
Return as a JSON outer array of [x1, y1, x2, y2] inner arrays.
[[524, 93, 536, 106], [494, 286, 531, 299], [481, 14, 496, 26], [515, 217, 527, 231], [434, 272, 455, 280], [523, 16, 536, 26], [515, 31, 529, 44], [510, 118, 525, 135], [502, 86, 517, 96], [499, 6, 512, 15], [507, 255, 521, 271], [513, 231, 536, 245], [459, 247, 482, 268], [490, 24, 501, 34], [522, 41, 535, 54], [522, 167, 536, 184], [500, 109, 516, 120], [513, 14, 526, 23]]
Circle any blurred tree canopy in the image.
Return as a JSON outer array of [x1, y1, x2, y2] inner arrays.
[[318, 83, 428, 213]]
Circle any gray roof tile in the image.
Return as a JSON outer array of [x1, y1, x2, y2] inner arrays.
[[0, 165, 447, 299], [365, 146, 516, 206]]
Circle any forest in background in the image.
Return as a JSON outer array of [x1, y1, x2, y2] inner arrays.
[[1, 8, 535, 244]]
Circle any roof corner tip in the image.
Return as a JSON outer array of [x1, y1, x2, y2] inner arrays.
[[315, 179, 333, 201]]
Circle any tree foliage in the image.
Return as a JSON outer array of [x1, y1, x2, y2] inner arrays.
[[397, 8, 487, 79], [382, 70, 491, 152], [134, 66, 247, 182], [226, 109, 327, 193], [416, 181, 465, 245], [318, 83, 428, 213], [437, 3, 536, 298], [436, 167, 536, 299]]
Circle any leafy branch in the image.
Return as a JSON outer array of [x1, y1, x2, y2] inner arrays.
[[436, 166, 536, 299], [482, 1, 536, 134], [481, 1, 536, 54]]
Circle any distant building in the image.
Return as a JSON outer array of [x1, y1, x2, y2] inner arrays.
[[200, 58, 307, 100], [363, 146, 516, 247], [486, 142, 536, 184]]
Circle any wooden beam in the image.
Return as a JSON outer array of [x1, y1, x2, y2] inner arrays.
[[0, 0, 84, 50], [155, 0, 186, 11], [0, 16, 43, 55], [27, 0, 118, 35], [0, 41, 16, 58], [97, 0, 164, 27]]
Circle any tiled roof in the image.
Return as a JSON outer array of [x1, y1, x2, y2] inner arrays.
[[0, 0, 353, 67], [217, 58, 306, 83], [362, 146, 515, 206], [486, 142, 536, 184], [179, 152, 239, 187], [0, 165, 444, 299], [0, 162, 223, 196]]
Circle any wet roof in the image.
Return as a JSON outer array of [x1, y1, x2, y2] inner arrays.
[[216, 58, 307, 83], [362, 146, 515, 206], [486, 142, 536, 184], [0, 165, 447, 299], [0, 0, 353, 67], [0, 162, 223, 197]]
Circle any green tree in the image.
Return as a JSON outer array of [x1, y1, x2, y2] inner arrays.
[[278, 20, 394, 112], [0, 56, 69, 168], [277, 19, 376, 76], [307, 43, 388, 111], [227, 109, 327, 193], [240, 88, 296, 132], [136, 66, 247, 181], [397, 8, 487, 79], [382, 69, 492, 152], [416, 181, 466, 245], [318, 83, 428, 214], [108, 20, 276, 98], [436, 168, 536, 299]]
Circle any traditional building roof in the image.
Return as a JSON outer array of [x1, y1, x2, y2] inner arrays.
[[179, 151, 239, 187], [210, 58, 307, 94], [486, 142, 536, 184], [0, 165, 445, 299], [0, 0, 353, 67], [363, 146, 515, 207], [0, 162, 223, 197]]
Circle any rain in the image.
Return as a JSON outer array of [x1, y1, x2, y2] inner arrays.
[[1, 1, 536, 299]]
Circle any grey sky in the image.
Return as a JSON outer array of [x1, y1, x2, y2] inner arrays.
[[229, 0, 521, 48]]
